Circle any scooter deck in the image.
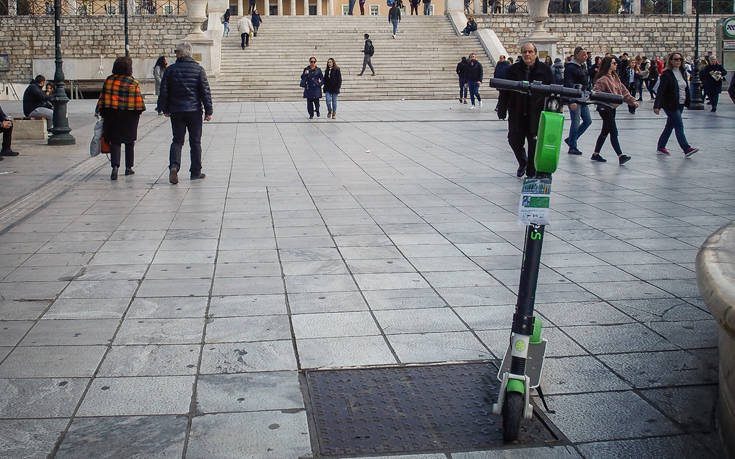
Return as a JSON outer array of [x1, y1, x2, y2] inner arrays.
[[497, 340, 547, 388]]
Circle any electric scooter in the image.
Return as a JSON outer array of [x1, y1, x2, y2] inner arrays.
[[487, 79, 623, 442]]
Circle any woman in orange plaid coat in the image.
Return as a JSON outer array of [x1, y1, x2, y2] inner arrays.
[[96, 56, 146, 180]]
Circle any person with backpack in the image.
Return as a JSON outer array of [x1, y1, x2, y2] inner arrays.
[[552, 57, 564, 84], [389, 1, 401, 39], [222, 8, 231, 37], [456, 56, 469, 104], [358, 33, 375, 76]]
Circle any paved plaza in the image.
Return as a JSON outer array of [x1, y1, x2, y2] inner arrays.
[[0, 99, 733, 458]]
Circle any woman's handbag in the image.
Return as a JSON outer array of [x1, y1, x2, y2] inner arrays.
[[90, 118, 104, 157]]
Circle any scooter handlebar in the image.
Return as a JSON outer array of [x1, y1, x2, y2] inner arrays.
[[588, 90, 624, 105], [489, 78, 623, 106]]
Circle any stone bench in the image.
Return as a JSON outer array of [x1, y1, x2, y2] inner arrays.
[[697, 220, 735, 458], [11, 118, 48, 141]]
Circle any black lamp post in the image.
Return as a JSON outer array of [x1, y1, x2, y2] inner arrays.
[[124, 0, 129, 56], [48, 0, 75, 145], [689, 0, 705, 110]]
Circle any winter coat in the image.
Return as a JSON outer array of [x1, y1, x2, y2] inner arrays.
[[323, 66, 342, 94], [238, 16, 254, 34], [563, 60, 590, 91], [97, 74, 145, 144], [363, 39, 374, 56], [252, 13, 262, 27], [389, 5, 401, 20], [301, 66, 323, 99], [552, 59, 564, 84], [592, 72, 636, 109], [496, 59, 553, 134], [700, 64, 727, 93], [493, 60, 510, 79], [0, 105, 7, 122], [157, 56, 213, 116], [465, 59, 483, 82], [22, 82, 52, 117], [223, 9, 231, 22], [153, 65, 165, 95], [456, 59, 468, 81], [729, 75, 735, 103], [653, 68, 690, 111]]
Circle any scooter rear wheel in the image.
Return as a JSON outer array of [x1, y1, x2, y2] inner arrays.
[[502, 391, 523, 441]]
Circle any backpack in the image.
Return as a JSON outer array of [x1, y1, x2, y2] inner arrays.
[[387, 0, 394, 5], [365, 40, 374, 56]]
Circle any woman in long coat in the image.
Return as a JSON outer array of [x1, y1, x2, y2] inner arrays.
[[301, 56, 323, 119], [153, 56, 167, 114], [96, 56, 146, 180]]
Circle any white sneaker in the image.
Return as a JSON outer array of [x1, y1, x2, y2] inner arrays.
[[392, 34, 396, 39], [469, 105, 476, 109]]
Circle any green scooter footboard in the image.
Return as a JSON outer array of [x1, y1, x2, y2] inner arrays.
[[535, 111, 563, 174]]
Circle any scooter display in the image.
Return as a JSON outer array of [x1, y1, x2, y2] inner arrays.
[[488, 78, 623, 442]]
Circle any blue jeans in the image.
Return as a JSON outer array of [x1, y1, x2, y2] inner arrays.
[[348, 0, 356, 14], [468, 81, 481, 105], [223, 22, 229, 36], [458, 78, 467, 99], [567, 103, 591, 149], [325, 92, 338, 113], [169, 111, 203, 175], [658, 105, 690, 151], [391, 19, 399, 35], [423, 2, 431, 14]]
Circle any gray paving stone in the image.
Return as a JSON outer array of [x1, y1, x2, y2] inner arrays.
[[3, 265, 82, 282], [74, 264, 149, 281], [646, 320, 718, 349], [542, 355, 631, 395], [454, 305, 518, 331], [136, 279, 212, 297], [353, 272, 429, 290], [0, 345, 106, 378], [280, 259, 348, 275], [578, 280, 673, 301], [126, 297, 208, 319], [640, 385, 717, 433], [205, 315, 292, 343], [186, 411, 311, 458], [0, 299, 51, 320], [0, 281, 68, 300], [21, 319, 119, 346], [409, 256, 481, 272], [208, 294, 287, 317], [114, 318, 204, 345], [145, 263, 215, 280], [339, 246, 403, 260], [375, 308, 469, 334], [576, 435, 709, 459], [278, 247, 342, 261], [0, 419, 68, 458], [56, 415, 186, 459], [212, 276, 284, 296], [200, 340, 297, 374], [78, 376, 194, 416], [214, 262, 281, 278], [562, 323, 677, 354], [544, 391, 681, 442], [536, 302, 634, 327], [598, 350, 718, 388], [453, 446, 580, 458], [363, 288, 447, 310], [196, 371, 303, 413], [292, 311, 380, 339], [609, 298, 712, 322], [217, 249, 279, 264], [437, 286, 517, 307], [42, 298, 130, 320], [648, 278, 701, 298], [297, 335, 397, 368], [88, 251, 155, 266], [21, 252, 94, 267], [98, 345, 200, 377], [285, 273, 357, 293], [388, 331, 491, 363], [617, 263, 695, 281], [0, 377, 88, 417], [287, 291, 369, 314]]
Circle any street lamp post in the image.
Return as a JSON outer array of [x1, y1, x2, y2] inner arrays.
[[48, 0, 75, 145], [689, 0, 705, 110], [124, 0, 129, 56]]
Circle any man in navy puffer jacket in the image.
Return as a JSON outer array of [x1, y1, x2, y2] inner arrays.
[[158, 41, 213, 184]]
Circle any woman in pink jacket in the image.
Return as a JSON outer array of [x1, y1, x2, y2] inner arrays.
[[591, 56, 639, 165]]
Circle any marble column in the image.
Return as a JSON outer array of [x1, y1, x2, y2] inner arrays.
[[579, 0, 588, 13], [237, 0, 243, 15], [632, 0, 641, 13], [291, 0, 296, 14], [303, 0, 308, 14], [265, 0, 270, 14], [317, 0, 322, 14], [683, 0, 692, 13], [278, 0, 283, 14], [473, 0, 482, 14], [328, 0, 333, 14], [8, 0, 16, 15]]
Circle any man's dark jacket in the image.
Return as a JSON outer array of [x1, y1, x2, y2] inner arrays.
[[493, 60, 510, 79], [563, 60, 590, 91], [158, 57, 213, 116], [700, 63, 727, 93], [496, 58, 553, 133], [465, 60, 483, 82], [23, 83, 52, 117], [653, 68, 690, 111], [0, 105, 8, 122]]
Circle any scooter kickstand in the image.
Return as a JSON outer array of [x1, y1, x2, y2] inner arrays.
[[535, 386, 555, 414]]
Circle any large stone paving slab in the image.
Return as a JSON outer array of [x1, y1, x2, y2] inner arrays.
[[0, 99, 731, 456]]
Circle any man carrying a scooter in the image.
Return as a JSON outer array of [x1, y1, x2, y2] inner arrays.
[[496, 42, 553, 178]]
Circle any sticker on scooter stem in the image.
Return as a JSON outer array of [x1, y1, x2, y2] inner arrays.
[[518, 177, 552, 226], [511, 333, 530, 358]]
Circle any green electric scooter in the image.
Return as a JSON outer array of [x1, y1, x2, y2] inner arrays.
[[488, 79, 623, 442]]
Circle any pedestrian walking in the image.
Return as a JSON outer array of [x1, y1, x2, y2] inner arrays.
[[465, 53, 483, 109], [552, 57, 564, 84], [653, 52, 699, 158], [638, 56, 650, 101], [410, 0, 419, 14], [493, 54, 510, 80], [22, 75, 53, 130], [251, 9, 262, 36], [301, 56, 323, 119], [153, 56, 167, 114], [248, 0, 256, 13], [158, 41, 213, 184], [456, 56, 469, 104], [238, 15, 254, 49], [348, 0, 356, 14], [360, 0, 366, 14], [389, 2, 401, 38], [590, 56, 638, 165], [222, 8, 231, 37], [563, 46, 592, 156], [700, 57, 727, 112], [647, 57, 659, 99], [323, 58, 342, 119], [358, 34, 375, 76], [422, 0, 431, 15], [96, 56, 145, 180], [496, 42, 553, 177], [0, 105, 19, 159]]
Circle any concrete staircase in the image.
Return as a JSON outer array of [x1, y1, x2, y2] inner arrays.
[[210, 15, 494, 101]]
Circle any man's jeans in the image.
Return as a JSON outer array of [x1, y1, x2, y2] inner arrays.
[[29, 107, 53, 130], [348, 0, 356, 14], [467, 81, 481, 105], [361, 54, 374, 74], [658, 105, 690, 151], [169, 111, 203, 175], [223, 22, 230, 36], [423, 2, 431, 14], [325, 92, 338, 113], [391, 19, 398, 35], [567, 103, 591, 149]]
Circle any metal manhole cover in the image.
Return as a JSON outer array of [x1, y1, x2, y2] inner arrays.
[[302, 362, 566, 457]]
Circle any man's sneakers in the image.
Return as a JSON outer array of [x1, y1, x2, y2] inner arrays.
[[469, 105, 476, 110], [684, 147, 698, 158], [111, 167, 118, 181], [169, 168, 178, 184], [357, 73, 363, 76], [392, 34, 396, 39], [656, 147, 671, 155], [516, 165, 526, 177], [0, 149, 18, 157], [618, 155, 631, 165], [568, 147, 583, 155], [591, 153, 607, 163], [191, 173, 206, 180]]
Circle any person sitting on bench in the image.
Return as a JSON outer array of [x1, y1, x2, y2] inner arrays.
[[23, 74, 54, 130]]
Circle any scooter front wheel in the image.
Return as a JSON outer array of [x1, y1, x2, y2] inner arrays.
[[502, 391, 523, 441]]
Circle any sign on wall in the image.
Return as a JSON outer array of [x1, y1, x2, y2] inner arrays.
[[724, 17, 735, 39]]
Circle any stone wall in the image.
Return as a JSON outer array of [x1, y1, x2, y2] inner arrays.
[[0, 16, 191, 82], [475, 14, 729, 59]]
